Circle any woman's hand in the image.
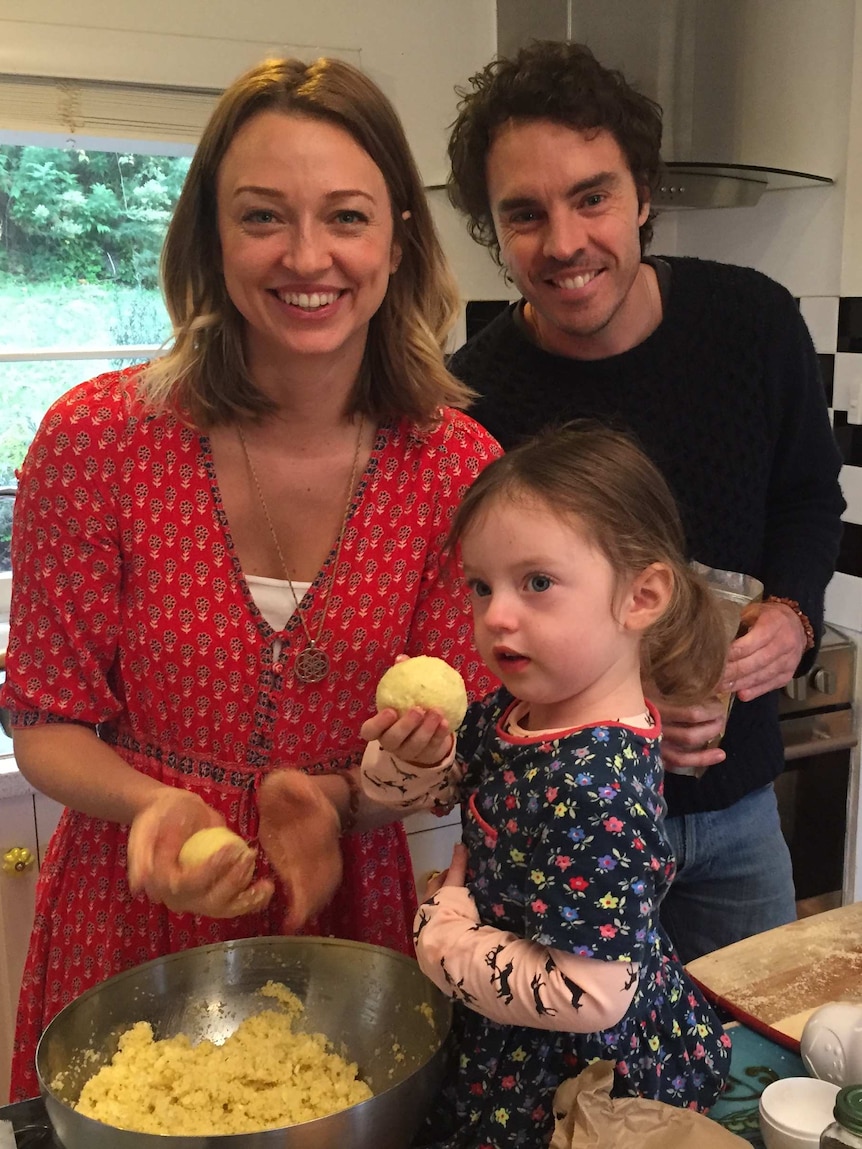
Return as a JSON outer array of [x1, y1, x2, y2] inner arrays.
[[360, 706, 453, 768], [127, 787, 273, 918], [257, 771, 343, 933]]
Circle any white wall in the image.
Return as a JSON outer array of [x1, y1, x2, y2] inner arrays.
[[842, 1, 862, 295], [642, 0, 856, 297], [0, 0, 508, 303]]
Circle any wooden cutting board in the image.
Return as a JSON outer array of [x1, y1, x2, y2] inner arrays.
[[685, 902, 862, 1048]]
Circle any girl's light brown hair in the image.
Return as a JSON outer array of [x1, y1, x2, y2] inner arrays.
[[139, 56, 473, 427], [448, 421, 728, 704]]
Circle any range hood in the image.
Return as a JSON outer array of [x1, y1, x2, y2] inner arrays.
[[497, 0, 838, 210], [654, 164, 833, 210]]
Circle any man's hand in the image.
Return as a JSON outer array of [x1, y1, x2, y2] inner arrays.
[[655, 600, 808, 773], [127, 787, 273, 918], [257, 771, 343, 933], [721, 600, 808, 701], [654, 695, 729, 773]]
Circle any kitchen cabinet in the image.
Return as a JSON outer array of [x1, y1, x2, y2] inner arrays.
[[0, 787, 63, 1102], [405, 806, 462, 893]]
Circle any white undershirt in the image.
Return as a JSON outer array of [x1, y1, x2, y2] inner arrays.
[[245, 575, 310, 659]]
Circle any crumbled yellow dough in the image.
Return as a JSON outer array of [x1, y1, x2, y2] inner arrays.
[[416, 1001, 435, 1026], [70, 981, 372, 1135]]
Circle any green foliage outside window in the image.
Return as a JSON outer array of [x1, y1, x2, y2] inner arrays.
[[0, 144, 191, 287], [0, 142, 193, 571]]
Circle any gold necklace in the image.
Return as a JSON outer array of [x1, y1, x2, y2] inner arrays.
[[237, 415, 365, 683]]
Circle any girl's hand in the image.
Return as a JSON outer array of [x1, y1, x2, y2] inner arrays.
[[257, 771, 343, 933], [128, 787, 273, 918], [424, 841, 468, 898], [359, 706, 453, 767]]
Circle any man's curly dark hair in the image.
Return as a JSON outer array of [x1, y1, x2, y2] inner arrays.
[[447, 40, 663, 265]]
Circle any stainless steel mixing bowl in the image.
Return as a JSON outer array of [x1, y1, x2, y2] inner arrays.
[[36, 935, 451, 1149]]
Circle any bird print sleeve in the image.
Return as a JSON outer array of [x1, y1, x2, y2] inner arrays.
[[413, 886, 638, 1032], [360, 738, 462, 812]]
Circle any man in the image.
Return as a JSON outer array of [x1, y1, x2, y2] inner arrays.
[[446, 40, 845, 963]]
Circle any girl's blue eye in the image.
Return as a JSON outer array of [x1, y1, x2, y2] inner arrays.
[[470, 579, 491, 598], [335, 210, 367, 225], [529, 574, 553, 592]]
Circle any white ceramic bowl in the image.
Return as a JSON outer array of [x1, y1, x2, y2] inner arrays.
[[759, 1077, 841, 1149], [801, 1002, 862, 1086]]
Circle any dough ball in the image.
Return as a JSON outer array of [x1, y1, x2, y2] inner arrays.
[[178, 827, 251, 868], [376, 656, 468, 730]]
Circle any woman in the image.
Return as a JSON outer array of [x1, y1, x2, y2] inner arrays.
[[2, 56, 500, 1101]]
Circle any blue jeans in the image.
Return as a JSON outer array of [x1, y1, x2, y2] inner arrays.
[[659, 783, 796, 965]]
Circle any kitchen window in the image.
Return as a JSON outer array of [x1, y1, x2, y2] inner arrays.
[[0, 134, 193, 572], [0, 70, 220, 571]]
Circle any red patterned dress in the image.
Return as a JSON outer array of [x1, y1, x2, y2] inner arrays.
[[2, 368, 501, 1101]]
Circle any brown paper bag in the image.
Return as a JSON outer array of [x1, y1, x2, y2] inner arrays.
[[550, 1062, 748, 1149]]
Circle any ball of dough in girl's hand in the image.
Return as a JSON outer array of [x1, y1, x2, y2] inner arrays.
[[178, 827, 252, 868], [376, 656, 468, 731]]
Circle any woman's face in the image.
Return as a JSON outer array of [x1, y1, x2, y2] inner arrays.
[[216, 110, 401, 379]]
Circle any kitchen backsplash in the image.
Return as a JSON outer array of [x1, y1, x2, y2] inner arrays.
[[799, 295, 862, 633]]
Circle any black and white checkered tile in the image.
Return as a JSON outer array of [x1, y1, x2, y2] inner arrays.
[[798, 297, 862, 632]]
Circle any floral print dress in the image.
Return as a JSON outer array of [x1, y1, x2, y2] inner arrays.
[[1, 368, 501, 1101], [412, 690, 731, 1149]]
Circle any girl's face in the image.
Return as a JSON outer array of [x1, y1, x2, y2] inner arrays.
[[459, 494, 647, 730], [216, 111, 401, 380]]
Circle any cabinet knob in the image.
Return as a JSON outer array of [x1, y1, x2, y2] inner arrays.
[[3, 846, 35, 875], [811, 667, 836, 695], [784, 676, 808, 701]]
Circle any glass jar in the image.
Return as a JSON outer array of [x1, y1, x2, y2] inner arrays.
[[821, 1085, 862, 1147]]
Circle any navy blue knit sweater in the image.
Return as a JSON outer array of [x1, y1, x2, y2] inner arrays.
[[450, 256, 845, 816]]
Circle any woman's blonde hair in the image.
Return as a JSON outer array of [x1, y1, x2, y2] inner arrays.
[[139, 57, 473, 427], [448, 421, 728, 705]]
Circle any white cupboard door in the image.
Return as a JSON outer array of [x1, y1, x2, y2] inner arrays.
[[406, 819, 463, 896], [33, 792, 64, 866], [0, 793, 38, 1102]]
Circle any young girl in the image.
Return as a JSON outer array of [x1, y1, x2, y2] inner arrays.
[[360, 422, 732, 1149]]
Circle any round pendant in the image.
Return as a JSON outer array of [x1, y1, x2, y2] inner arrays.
[[295, 645, 330, 683]]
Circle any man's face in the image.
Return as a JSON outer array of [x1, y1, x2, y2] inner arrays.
[[486, 119, 651, 360]]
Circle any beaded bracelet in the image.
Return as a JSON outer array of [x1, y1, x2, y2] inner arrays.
[[335, 769, 361, 836], [765, 595, 815, 652]]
